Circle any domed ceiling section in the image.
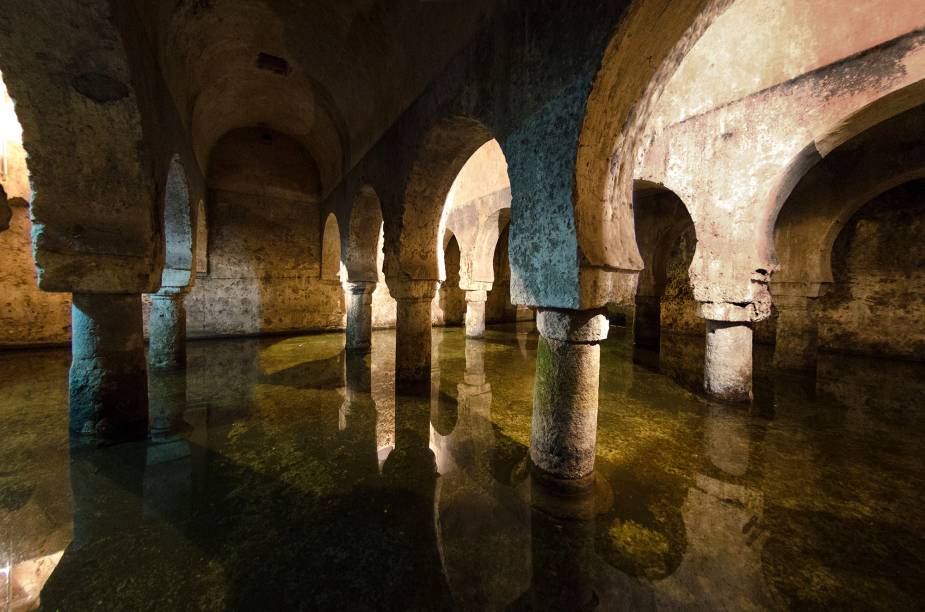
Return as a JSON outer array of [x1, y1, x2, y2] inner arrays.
[[135, 0, 495, 195]]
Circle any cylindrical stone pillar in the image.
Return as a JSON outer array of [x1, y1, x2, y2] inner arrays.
[[704, 320, 753, 402], [69, 293, 149, 439], [345, 281, 376, 352], [148, 287, 188, 369], [464, 290, 487, 338], [394, 280, 437, 386], [773, 295, 818, 371], [530, 308, 609, 481], [633, 294, 661, 348]]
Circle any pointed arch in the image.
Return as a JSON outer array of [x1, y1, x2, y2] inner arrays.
[[390, 116, 494, 283], [321, 212, 344, 283], [161, 155, 194, 288], [346, 185, 384, 282]]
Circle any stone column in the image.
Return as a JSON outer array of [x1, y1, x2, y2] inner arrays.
[[704, 320, 753, 402], [464, 290, 487, 338], [530, 308, 609, 481], [345, 281, 376, 352], [773, 294, 819, 371], [633, 294, 661, 348], [393, 280, 438, 385], [69, 293, 148, 439], [148, 287, 189, 369]]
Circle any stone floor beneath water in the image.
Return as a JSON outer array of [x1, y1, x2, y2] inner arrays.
[[1, 323, 923, 611]]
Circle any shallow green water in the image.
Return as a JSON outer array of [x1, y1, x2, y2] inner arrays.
[[0, 324, 923, 610]]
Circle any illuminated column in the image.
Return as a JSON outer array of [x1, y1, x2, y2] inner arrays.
[[530, 308, 608, 480], [148, 287, 189, 369], [393, 280, 438, 385], [703, 320, 753, 402], [69, 293, 148, 439], [345, 281, 376, 352], [633, 294, 660, 348], [464, 289, 487, 338]]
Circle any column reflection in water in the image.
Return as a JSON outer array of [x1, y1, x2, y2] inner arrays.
[[524, 473, 598, 611], [148, 366, 190, 439], [382, 374, 453, 610], [39, 441, 148, 605], [655, 402, 772, 609], [339, 351, 380, 482], [432, 336, 533, 610], [144, 367, 209, 532], [436, 338, 495, 481]]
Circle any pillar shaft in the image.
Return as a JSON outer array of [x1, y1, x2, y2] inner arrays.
[[633, 294, 661, 348], [773, 295, 818, 371], [345, 281, 376, 352], [148, 288, 188, 369], [464, 290, 487, 338], [530, 308, 608, 480], [69, 293, 148, 439], [394, 281, 437, 385], [704, 320, 753, 402]]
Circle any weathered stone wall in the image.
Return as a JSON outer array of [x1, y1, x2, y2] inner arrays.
[[185, 189, 343, 338], [660, 225, 701, 336], [817, 181, 925, 360], [0, 202, 70, 346]]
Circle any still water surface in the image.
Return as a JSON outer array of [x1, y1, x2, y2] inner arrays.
[[1, 323, 923, 610]]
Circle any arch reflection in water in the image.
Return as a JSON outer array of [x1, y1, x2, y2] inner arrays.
[[2, 326, 923, 609]]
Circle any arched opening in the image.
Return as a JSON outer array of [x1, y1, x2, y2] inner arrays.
[[485, 219, 513, 324], [816, 180, 925, 360], [194, 199, 208, 276], [346, 184, 396, 331], [321, 212, 344, 284], [391, 117, 498, 284], [433, 232, 465, 326], [434, 138, 511, 335], [191, 126, 329, 336], [160, 156, 194, 289], [346, 186, 384, 283], [773, 101, 925, 367], [631, 182, 698, 345], [629, 181, 704, 383]]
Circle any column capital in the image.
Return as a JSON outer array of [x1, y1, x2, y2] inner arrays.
[[460, 280, 493, 293], [345, 280, 377, 296], [151, 285, 190, 300], [389, 279, 438, 301], [537, 308, 609, 344], [699, 301, 758, 323], [465, 289, 488, 303]]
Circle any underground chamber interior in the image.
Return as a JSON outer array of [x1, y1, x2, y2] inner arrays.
[[1, 1, 924, 610]]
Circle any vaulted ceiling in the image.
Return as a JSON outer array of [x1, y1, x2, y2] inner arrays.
[[135, 0, 495, 195]]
